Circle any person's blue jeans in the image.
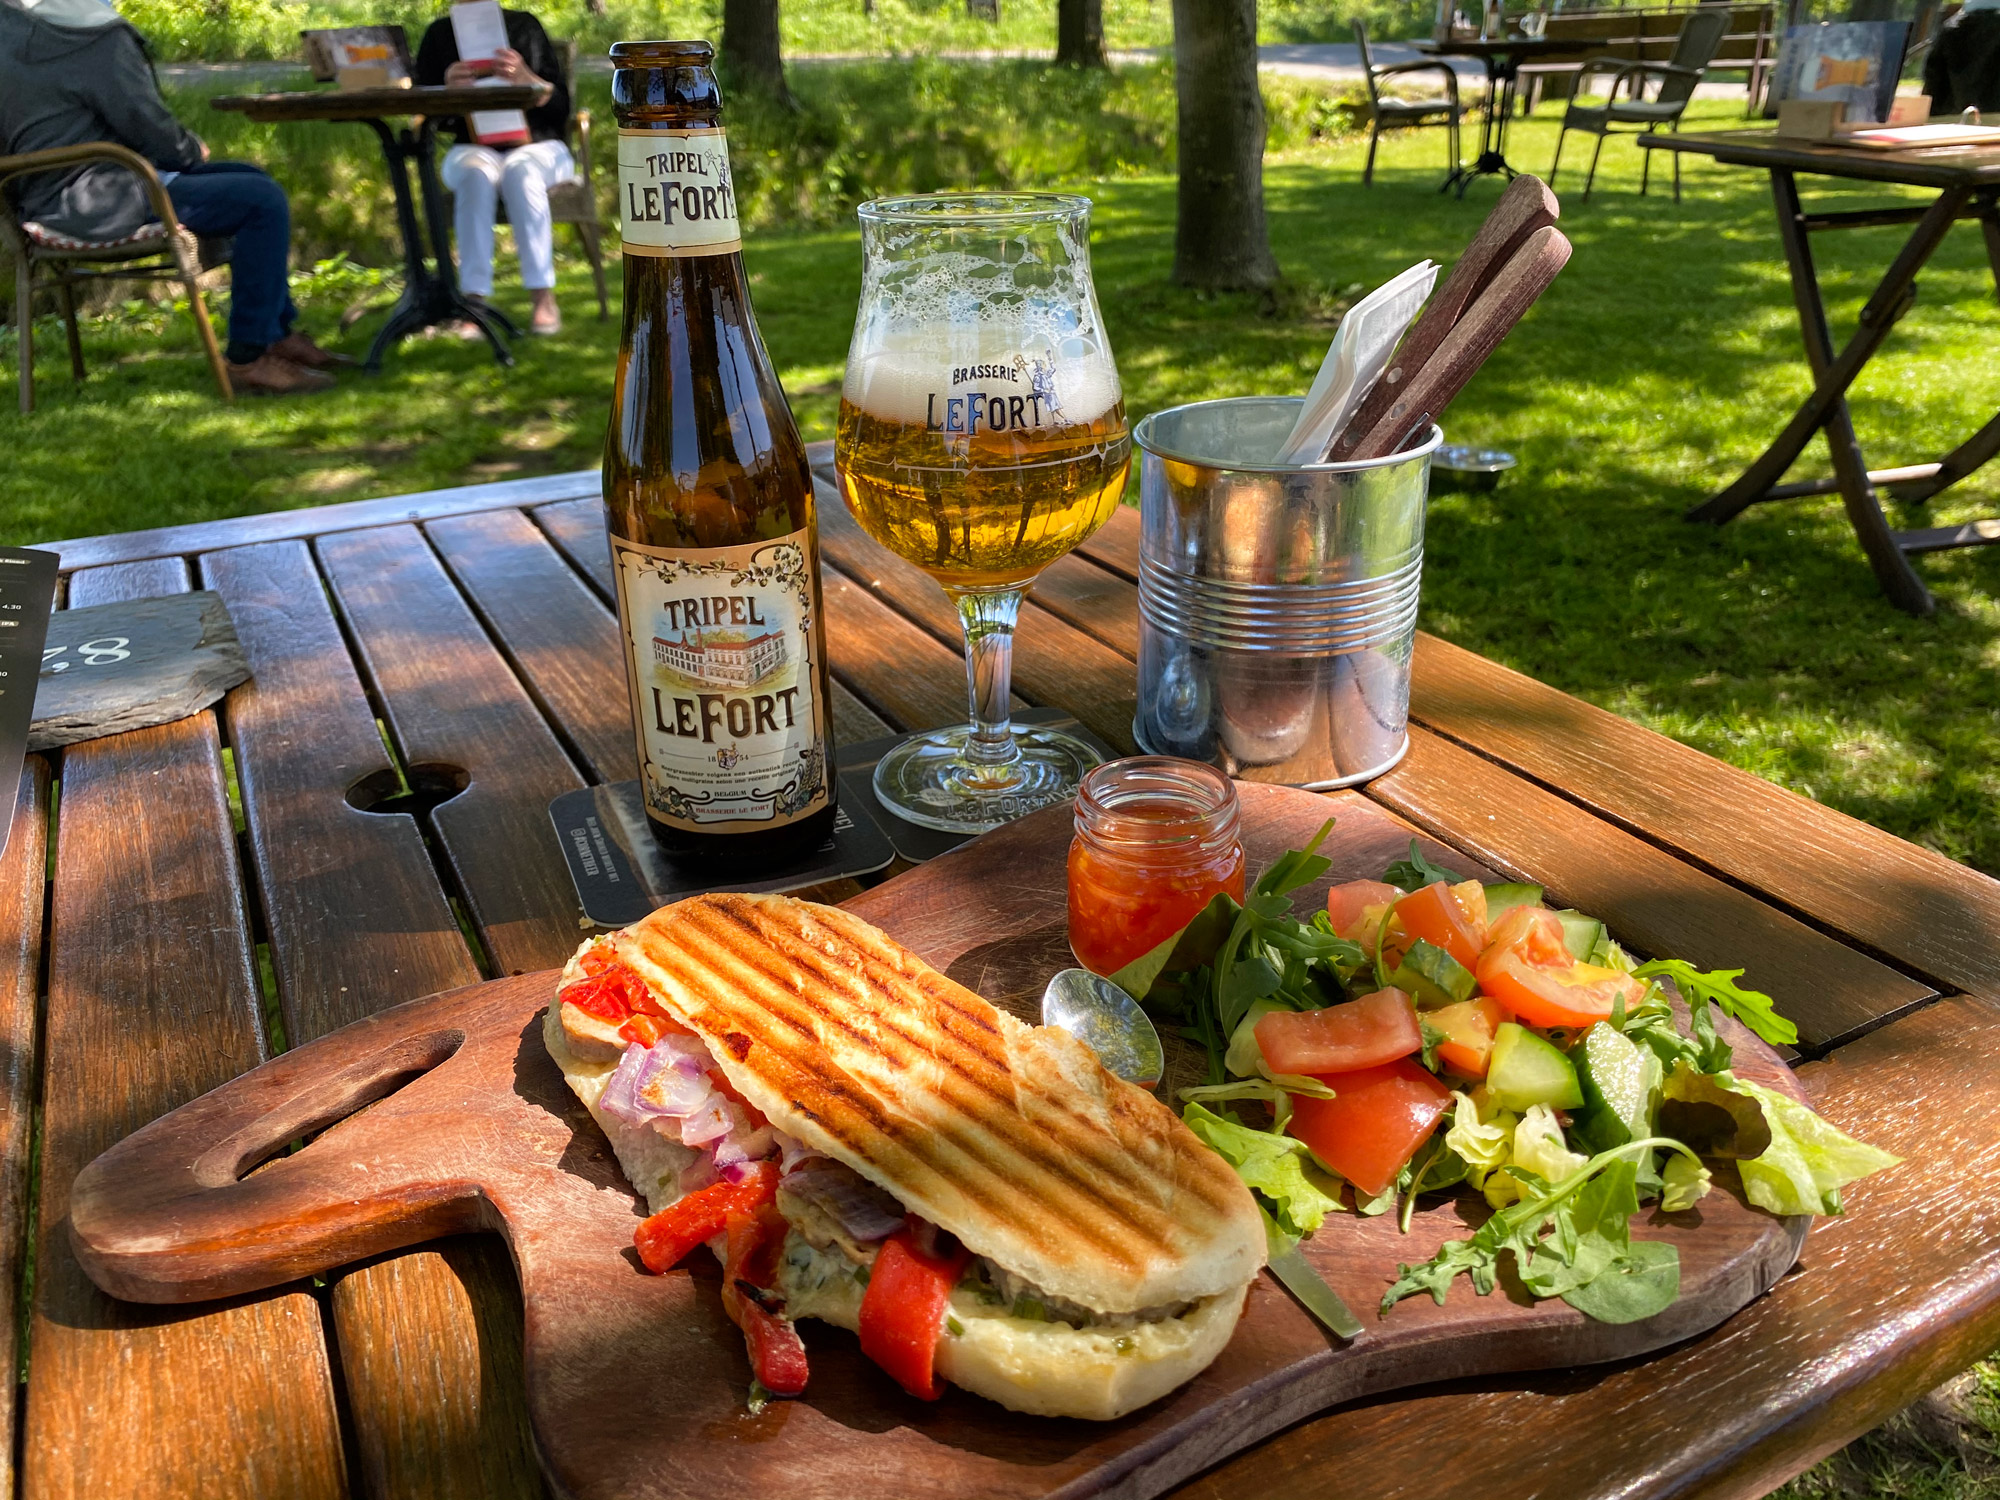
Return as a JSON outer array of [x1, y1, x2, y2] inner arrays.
[[165, 161, 297, 363]]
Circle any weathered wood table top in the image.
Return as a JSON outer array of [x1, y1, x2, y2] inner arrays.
[[12, 444, 2000, 1500]]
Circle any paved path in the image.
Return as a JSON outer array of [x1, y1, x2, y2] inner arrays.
[[160, 42, 1748, 99]]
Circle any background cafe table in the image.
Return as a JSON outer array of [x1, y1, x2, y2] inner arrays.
[[1641, 128, 2000, 616], [1416, 36, 1598, 194], [11, 450, 2000, 1497], [210, 85, 546, 373]]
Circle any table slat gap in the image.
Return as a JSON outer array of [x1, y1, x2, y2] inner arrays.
[[197, 539, 546, 1500], [28, 558, 347, 1500], [314, 524, 592, 978], [0, 759, 51, 1500], [528, 497, 613, 601]]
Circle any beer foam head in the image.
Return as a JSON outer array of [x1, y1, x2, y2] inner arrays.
[[843, 328, 1122, 428]]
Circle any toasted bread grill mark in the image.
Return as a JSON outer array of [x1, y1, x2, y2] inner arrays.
[[644, 896, 1247, 1273], [689, 899, 1201, 1227]]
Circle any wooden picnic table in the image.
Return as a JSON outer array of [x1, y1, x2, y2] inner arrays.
[[11, 445, 2000, 1499], [1641, 129, 2000, 616]]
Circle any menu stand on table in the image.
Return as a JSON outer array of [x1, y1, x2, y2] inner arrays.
[[1644, 130, 2000, 616], [210, 86, 545, 372]]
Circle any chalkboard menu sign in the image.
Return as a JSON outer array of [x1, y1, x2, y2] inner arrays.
[[0, 548, 58, 858]]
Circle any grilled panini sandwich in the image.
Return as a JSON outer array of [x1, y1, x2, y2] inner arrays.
[[544, 892, 1266, 1419]]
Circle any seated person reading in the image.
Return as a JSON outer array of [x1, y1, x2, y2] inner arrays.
[[414, 8, 570, 335], [0, 0, 348, 394]]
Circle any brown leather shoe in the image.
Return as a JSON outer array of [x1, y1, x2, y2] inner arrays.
[[227, 352, 336, 396], [269, 330, 357, 369]]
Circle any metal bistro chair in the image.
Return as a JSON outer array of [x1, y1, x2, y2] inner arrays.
[[1, 141, 232, 413], [1355, 21, 1468, 188], [1549, 6, 1731, 200]]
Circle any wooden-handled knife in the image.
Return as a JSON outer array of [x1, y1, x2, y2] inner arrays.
[[1326, 174, 1560, 463], [1341, 222, 1574, 463]]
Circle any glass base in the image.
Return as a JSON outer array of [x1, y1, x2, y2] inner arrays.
[[871, 725, 1104, 835]]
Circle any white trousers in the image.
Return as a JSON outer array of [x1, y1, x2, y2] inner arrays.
[[442, 139, 576, 297]]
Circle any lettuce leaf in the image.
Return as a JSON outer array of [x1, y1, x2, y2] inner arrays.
[[1183, 1102, 1341, 1239], [1661, 1065, 1899, 1216]]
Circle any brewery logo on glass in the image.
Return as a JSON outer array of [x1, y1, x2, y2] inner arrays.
[[617, 127, 741, 257], [613, 532, 829, 831], [924, 352, 1065, 436]]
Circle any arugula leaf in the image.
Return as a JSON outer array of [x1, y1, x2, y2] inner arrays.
[[1182, 1102, 1341, 1239], [1381, 1137, 1704, 1321], [1256, 818, 1337, 900], [1633, 959, 1799, 1048], [1561, 1240, 1680, 1324], [1418, 1016, 1446, 1072], [1382, 838, 1467, 894]]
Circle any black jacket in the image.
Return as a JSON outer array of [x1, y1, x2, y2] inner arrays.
[[1923, 8, 2000, 116], [0, 7, 203, 241], [413, 10, 570, 149]]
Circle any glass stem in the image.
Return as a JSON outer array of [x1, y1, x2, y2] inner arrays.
[[950, 586, 1024, 766]]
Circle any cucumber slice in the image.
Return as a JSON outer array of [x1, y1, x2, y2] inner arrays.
[[1482, 882, 1544, 921], [1224, 998, 1287, 1079], [1386, 939, 1477, 1008], [1572, 1022, 1663, 1153], [1554, 909, 1605, 963], [1487, 1022, 1584, 1113]]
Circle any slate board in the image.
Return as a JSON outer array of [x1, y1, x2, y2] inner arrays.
[[30, 590, 250, 751], [0, 547, 59, 858], [67, 781, 1811, 1500]]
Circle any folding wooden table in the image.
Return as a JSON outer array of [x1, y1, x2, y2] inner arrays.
[[1643, 129, 2000, 615], [9, 454, 2000, 1498]]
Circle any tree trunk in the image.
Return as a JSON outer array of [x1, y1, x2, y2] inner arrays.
[[1056, 0, 1107, 66], [720, 0, 792, 106], [1171, 0, 1278, 290], [584, 0, 605, 16]]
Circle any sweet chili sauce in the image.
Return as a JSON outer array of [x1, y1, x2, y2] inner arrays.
[[1067, 756, 1246, 977]]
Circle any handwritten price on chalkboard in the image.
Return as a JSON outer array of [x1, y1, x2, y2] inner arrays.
[[43, 638, 133, 675]]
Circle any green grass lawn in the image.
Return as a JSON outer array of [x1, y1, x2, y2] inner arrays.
[[4, 82, 2000, 1492]]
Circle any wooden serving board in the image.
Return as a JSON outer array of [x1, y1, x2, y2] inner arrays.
[[68, 783, 1808, 1500]]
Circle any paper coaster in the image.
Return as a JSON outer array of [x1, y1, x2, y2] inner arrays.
[[550, 777, 897, 929], [0, 548, 57, 860], [836, 708, 1120, 865]]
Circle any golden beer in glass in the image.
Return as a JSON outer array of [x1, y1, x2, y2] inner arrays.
[[835, 193, 1131, 832]]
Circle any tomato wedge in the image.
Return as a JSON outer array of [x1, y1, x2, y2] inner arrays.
[[1475, 907, 1646, 1031], [1286, 1059, 1452, 1197], [1395, 882, 1488, 970], [859, 1225, 973, 1401], [1426, 997, 1507, 1079], [1325, 881, 1404, 957], [1255, 988, 1422, 1076], [633, 1160, 778, 1273]]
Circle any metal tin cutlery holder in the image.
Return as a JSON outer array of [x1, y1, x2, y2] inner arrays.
[[1132, 397, 1440, 788]]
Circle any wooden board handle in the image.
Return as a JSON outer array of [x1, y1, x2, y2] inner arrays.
[[68, 981, 509, 1303]]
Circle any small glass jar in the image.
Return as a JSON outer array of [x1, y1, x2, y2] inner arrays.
[[1067, 756, 1247, 977]]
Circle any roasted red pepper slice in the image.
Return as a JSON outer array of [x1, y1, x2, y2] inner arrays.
[[737, 1299, 810, 1397], [859, 1223, 972, 1401], [563, 966, 652, 1021], [619, 1012, 666, 1047], [721, 1192, 808, 1396], [632, 1161, 778, 1274]]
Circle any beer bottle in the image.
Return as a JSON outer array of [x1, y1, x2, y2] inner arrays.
[[604, 40, 836, 866]]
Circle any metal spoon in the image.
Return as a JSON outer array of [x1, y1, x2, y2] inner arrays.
[[1039, 969, 1165, 1090]]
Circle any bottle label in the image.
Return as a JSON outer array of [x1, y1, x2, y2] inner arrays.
[[617, 127, 742, 258], [613, 529, 829, 833]]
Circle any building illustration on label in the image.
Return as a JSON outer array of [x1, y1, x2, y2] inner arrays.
[[652, 614, 788, 690]]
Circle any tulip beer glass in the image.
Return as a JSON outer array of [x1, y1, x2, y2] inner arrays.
[[836, 193, 1131, 833]]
